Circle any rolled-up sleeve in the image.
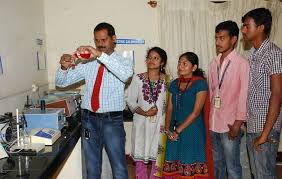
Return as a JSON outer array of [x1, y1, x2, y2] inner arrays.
[[269, 51, 282, 75], [55, 64, 85, 87]]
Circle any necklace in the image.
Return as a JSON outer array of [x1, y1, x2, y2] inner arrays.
[[147, 73, 161, 123], [148, 74, 161, 107]]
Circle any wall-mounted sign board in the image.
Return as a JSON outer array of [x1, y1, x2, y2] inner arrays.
[[116, 39, 145, 45]]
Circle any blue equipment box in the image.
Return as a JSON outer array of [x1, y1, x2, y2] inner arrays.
[[24, 108, 65, 132]]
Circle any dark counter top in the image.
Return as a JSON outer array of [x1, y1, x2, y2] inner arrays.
[[0, 115, 81, 179]]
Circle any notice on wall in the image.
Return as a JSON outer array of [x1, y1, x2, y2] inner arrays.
[[116, 39, 145, 45], [36, 38, 46, 70], [36, 50, 46, 70]]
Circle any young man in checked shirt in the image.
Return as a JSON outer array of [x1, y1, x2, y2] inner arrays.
[[241, 8, 282, 179]]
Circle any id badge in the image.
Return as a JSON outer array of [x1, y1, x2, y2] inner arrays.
[[214, 96, 221, 109]]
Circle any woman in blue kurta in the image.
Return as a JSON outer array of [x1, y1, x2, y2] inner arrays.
[[163, 52, 209, 179]]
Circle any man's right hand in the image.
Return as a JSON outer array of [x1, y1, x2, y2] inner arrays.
[[60, 54, 74, 70], [227, 120, 244, 140]]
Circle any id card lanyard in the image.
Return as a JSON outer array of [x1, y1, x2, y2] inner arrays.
[[214, 60, 231, 108]]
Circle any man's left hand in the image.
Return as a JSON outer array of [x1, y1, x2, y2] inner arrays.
[[254, 135, 267, 152]]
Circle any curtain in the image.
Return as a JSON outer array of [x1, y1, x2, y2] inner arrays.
[[158, 0, 282, 78]]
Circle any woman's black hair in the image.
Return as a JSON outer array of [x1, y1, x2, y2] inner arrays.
[[179, 52, 206, 78], [146, 47, 167, 74]]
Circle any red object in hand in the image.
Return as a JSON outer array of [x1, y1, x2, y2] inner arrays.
[[73, 53, 91, 59], [80, 53, 91, 59]]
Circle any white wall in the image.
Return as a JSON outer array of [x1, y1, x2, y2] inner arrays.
[[0, 0, 48, 114], [44, 0, 160, 89]]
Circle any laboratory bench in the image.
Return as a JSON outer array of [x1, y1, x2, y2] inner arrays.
[[0, 114, 81, 179], [0, 109, 133, 179]]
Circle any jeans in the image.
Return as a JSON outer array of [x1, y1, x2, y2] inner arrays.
[[81, 110, 128, 179], [247, 130, 280, 179], [240, 129, 252, 179], [211, 130, 243, 179]]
